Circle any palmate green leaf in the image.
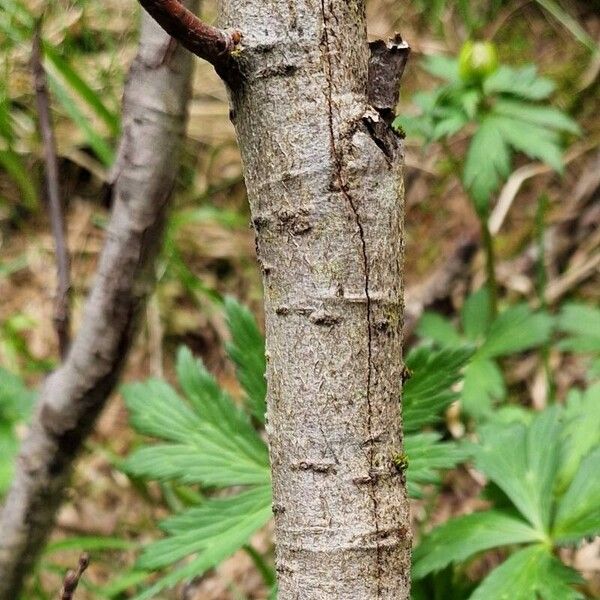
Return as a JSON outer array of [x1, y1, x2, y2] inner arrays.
[[224, 297, 267, 423], [405, 432, 471, 499], [416, 313, 462, 347], [403, 345, 473, 432], [469, 544, 583, 600], [124, 442, 269, 488], [493, 115, 564, 172], [478, 304, 553, 359], [475, 409, 561, 532], [553, 446, 600, 544], [461, 357, 505, 417], [557, 383, 600, 491], [123, 350, 269, 488], [124, 378, 202, 442], [133, 486, 272, 600], [492, 99, 580, 135], [175, 346, 265, 461], [412, 511, 542, 579], [484, 65, 556, 100], [557, 303, 600, 354], [463, 117, 511, 214]]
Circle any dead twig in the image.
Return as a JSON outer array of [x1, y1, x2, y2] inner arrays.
[[488, 138, 600, 236], [59, 553, 89, 600], [31, 24, 71, 358]]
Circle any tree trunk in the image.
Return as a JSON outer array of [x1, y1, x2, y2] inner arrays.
[[0, 6, 197, 597], [219, 2, 411, 597]]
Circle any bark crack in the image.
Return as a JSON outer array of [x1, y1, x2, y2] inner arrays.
[[319, 2, 382, 595]]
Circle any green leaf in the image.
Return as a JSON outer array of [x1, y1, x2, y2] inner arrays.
[[45, 536, 135, 554], [461, 288, 492, 342], [393, 113, 434, 140], [133, 486, 272, 600], [98, 571, 150, 599], [423, 55, 461, 83], [0, 423, 18, 495], [469, 544, 583, 600], [478, 305, 553, 359], [0, 366, 35, 422], [0, 149, 38, 210], [403, 345, 473, 432], [493, 115, 564, 172], [124, 351, 269, 488], [412, 511, 542, 579], [475, 409, 561, 532], [492, 99, 580, 135], [125, 442, 269, 488], [557, 383, 600, 491], [463, 118, 511, 214], [460, 89, 481, 120], [43, 43, 120, 136], [416, 313, 462, 347], [461, 358, 505, 417], [405, 432, 471, 499], [432, 110, 469, 140], [484, 65, 556, 100], [46, 72, 114, 166], [224, 298, 267, 423], [553, 445, 600, 543], [557, 303, 600, 354], [123, 379, 201, 443]]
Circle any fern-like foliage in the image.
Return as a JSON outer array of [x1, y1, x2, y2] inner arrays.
[[123, 304, 271, 599], [403, 346, 473, 498], [124, 299, 473, 597]]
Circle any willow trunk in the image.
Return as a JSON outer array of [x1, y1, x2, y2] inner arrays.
[[219, 1, 411, 597]]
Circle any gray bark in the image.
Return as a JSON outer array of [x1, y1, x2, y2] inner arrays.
[[0, 6, 197, 597], [219, 2, 411, 597]]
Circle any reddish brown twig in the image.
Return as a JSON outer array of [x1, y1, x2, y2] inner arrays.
[[137, 0, 241, 66], [31, 24, 71, 359], [59, 553, 89, 600]]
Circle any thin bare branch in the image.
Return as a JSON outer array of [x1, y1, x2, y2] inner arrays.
[[59, 553, 89, 600], [137, 0, 241, 67], [32, 24, 71, 359]]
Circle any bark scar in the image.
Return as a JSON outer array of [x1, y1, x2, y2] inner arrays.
[[320, 1, 382, 595]]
